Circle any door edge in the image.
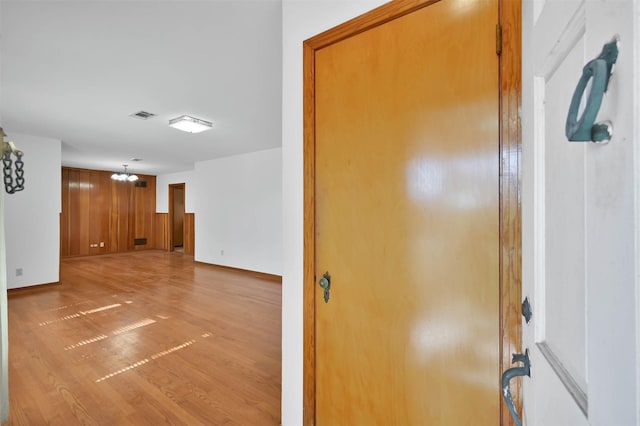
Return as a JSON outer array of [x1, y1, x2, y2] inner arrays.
[[498, 1, 523, 424]]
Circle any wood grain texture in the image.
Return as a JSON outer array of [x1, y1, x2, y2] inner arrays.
[[134, 179, 156, 251], [304, 0, 522, 424], [167, 183, 185, 252], [89, 170, 110, 254], [154, 214, 169, 251], [61, 168, 157, 257], [65, 168, 92, 256], [60, 170, 70, 256], [172, 186, 185, 247], [110, 176, 131, 253], [184, 213, 195, 256], [499, 1, 522, 424], [315, 1, 499, 423], [4, 251, 281, 425], [302, 40, 317, 426], [304, 0, 439, 51]]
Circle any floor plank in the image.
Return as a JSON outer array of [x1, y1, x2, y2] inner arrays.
[[4, 251, 281, 425]]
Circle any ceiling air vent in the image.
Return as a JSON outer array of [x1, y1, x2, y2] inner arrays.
[[129, 111, 156, 120]]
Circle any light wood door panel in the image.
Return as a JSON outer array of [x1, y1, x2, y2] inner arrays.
[[314, 0, 500, 424]]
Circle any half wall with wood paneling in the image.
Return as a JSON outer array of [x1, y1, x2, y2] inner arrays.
[[154, 213, 169, 250], [152, 212, 194, 254], [184, 213, 195, 255], [61, 167, 157, 257]]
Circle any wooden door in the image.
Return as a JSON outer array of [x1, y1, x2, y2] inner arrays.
[[173, 185, 185, 247], [304, 0, 518, 424], [522, 0, 638, 424], [169, 183, 185, 251]]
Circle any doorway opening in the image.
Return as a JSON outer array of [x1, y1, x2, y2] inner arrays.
[[168, 183, 185, 252]]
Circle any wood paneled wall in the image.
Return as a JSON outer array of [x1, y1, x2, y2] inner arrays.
[[154, 213, 169, 250], [184, 213, 195, 255], [61, 167, 157, 257], [153, 212, 195, 255]]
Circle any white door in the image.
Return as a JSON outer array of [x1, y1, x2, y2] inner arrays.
[[522, 0, 638, 425]]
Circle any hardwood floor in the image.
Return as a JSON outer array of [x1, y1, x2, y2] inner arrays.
[[4, 251, 281, 425]]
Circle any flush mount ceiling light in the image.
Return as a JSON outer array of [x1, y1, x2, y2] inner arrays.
[[111, 165, 139, 182], [168, 115, 213, 133]]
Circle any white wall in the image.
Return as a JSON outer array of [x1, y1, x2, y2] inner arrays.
[[4, 133, 61, 289], [156, 169, 196, 213], [635, 0, 640, 418], [195, 148, 282, 276], [281, 2, 387, 424], [0, 1, 8, 420]]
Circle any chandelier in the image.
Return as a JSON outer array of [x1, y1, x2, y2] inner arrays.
[[111, 165, 139, 182]]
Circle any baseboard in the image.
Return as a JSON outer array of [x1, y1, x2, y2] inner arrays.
[[194, 261, 282, 284], [8, 281, 62, 296], [61, 248, 167, 260]]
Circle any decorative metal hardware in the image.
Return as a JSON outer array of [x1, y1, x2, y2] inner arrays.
[[522, 297, 532, 324], [318, 271, 331, 303], [565, 35, 619, 142], [1, 128, 25, 194], [502, 349, 531, 426]]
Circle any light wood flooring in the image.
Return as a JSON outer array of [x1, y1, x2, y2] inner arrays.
[[4, 251, 281, 425]]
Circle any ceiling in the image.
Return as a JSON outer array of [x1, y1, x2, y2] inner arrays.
[[0, 0, 283, 175]]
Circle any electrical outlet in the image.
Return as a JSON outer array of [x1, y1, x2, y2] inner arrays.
[[16, 268, 22, 277], [221, 249, 224, 256], [99, 242, 105, 248]]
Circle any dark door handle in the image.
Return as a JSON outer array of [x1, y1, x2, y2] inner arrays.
[[501, 349, 530, 426], [318, 271, 331, 303]]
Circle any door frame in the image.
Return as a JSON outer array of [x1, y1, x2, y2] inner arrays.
[[168, 183, 185, 252], [302, 0, 522, 424]]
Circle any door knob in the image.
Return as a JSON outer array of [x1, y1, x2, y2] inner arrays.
[[501, 349, 531, 426], [318, 271, 331, 303]]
